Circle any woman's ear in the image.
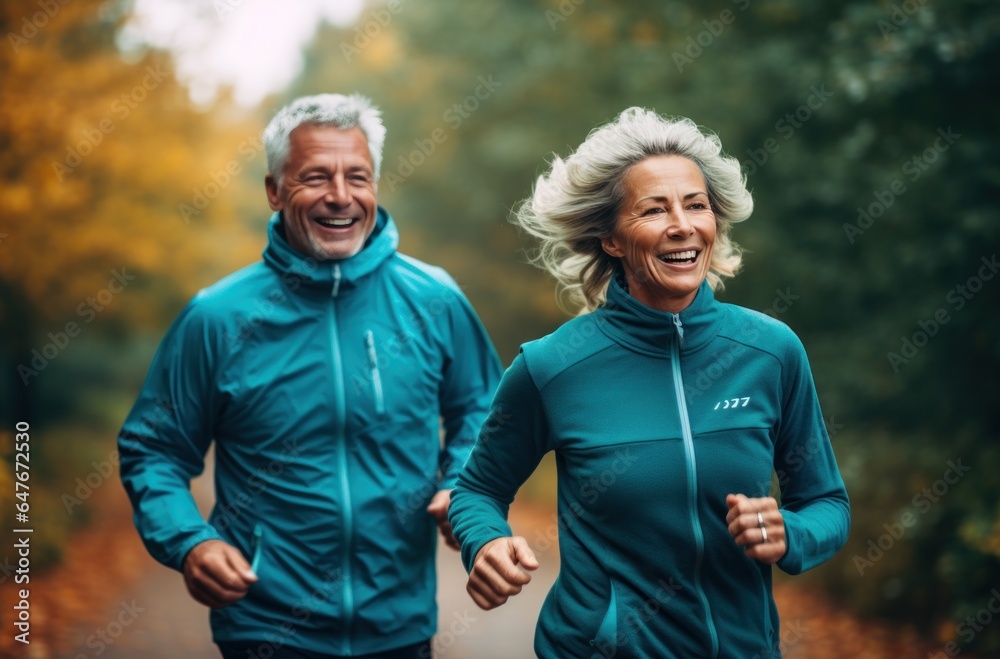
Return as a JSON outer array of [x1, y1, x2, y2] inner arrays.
[[601, 235, 625, 258]]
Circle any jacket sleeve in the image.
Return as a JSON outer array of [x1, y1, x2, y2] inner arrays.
[[449, 352, 552, 572], [437, 284, 504, 490], [118, 298, 224, 572], [773, 333, 851, 575]]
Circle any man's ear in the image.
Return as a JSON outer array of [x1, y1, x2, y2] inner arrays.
[[265, 174, 283, 211], [601, 235, 625, 258]]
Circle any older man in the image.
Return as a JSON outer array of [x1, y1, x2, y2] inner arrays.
[[119, 94, 502, 659]]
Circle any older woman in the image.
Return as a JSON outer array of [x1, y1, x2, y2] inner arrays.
[[449, 108, 849, 658]]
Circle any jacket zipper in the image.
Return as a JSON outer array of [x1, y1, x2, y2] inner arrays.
[[364, 329, 385, 415], [669, 314, 720, 658], [330, 265, 354, 656]]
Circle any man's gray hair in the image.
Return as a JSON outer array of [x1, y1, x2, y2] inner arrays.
[[513, 107, 754, 314], [263, 93, 386, 182]]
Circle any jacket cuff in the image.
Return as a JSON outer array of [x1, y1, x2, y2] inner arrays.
[[171, 528, 225, 572], [775, 510, 804, 575]]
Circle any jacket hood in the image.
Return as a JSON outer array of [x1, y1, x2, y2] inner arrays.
[[598, 274, 724, 355], [262, 205, 399, 290]]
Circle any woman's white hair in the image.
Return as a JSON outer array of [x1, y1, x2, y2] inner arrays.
[[514, 107, 753, 314], [263, 93, 386, 183]]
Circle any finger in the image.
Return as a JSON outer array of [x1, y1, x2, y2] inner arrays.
[[467, 579, 503, 610], [186, 576, 235, 609], [197, 553, 255, 599], [224, 545, 259, 583], [726, 495, 778, 525], [438, 521, 460, 550], [426, 489, 452, 519], [512, 537, 539, 571], [744, 539, 787, 565], [473, 557, 527, 597], [725, 493, 749, 524], [485, 547, 533, 587]]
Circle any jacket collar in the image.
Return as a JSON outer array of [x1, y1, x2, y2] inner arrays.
[[596, 274, 723, 356], [262, 205, 398, 292]]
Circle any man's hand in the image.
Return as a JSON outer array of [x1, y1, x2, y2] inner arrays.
[[466, 536, 538, 610], [182, 539, 258, 608], [427, 489, 459, 550], [725, 493, 787, 565]]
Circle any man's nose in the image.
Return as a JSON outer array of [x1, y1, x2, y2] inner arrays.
[[324, 175, 351, 205]]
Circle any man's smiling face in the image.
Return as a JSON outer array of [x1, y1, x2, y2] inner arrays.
[[265, 124, 377, 261]]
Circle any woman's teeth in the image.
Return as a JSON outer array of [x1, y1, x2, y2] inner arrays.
[[658, 250, 698, 263]]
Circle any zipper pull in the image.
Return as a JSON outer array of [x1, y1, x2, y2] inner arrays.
[[364, 330, 386, 414], [332, 263, 342, 298], [672, 314, 684, 348], [364, 330, 378, 368], [250, 524, 263, 574]]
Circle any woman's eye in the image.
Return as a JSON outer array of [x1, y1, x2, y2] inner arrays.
[[642, 207, 666, 216]]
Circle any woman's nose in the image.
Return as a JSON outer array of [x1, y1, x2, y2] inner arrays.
[[665, 209, 693, 238]]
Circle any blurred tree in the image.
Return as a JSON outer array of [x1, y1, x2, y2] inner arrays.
[[285, 0, 1000, 650], [0, 0, 264, 425]]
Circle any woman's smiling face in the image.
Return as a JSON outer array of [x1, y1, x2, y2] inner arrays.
[[602, 155, 716, 313]]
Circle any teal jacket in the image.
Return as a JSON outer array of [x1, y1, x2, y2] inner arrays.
[[119, 209, 502, 655], [450, 276, 849, 658]]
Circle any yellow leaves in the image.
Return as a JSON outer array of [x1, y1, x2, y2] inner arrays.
[[0, 6, 264, 333], [358, 30, 403, 71]]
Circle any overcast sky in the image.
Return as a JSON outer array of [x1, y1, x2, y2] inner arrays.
[[119, 0, 365, 106]]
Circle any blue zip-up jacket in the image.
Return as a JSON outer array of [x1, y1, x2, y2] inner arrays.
[[119, 208, 502, 655], [450, 276, 849, 658]]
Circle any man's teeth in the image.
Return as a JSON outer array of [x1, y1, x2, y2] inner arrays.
[[316, 217, 355, 227], [659, 250, 698, 262]]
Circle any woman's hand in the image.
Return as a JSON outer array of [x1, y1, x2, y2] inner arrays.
[[466, 536, 539, 610], [725, 494, 787, 564]]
